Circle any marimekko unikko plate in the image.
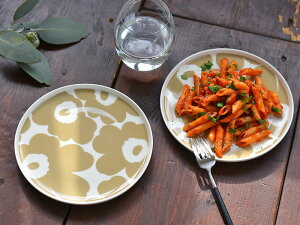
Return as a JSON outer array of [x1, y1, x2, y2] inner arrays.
[[15, 84, 153, 204], [160, 48, 294, 162]]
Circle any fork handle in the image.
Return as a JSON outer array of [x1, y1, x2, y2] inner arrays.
[[212, 187, 233, 225]]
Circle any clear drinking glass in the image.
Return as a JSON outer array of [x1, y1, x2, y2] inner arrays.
[[114, 0, 175, 71]]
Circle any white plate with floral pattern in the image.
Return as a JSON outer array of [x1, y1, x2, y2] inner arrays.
[[15, 84, 153, 204]]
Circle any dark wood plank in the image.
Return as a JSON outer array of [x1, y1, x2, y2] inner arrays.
[[0, 0, 126, 224], [0, 141, 69, 225], [276, 102, 300, 225], [234, 0, 300, 42], [146, 0, 300, 42], [144, 0, 240, 27], [67, 16, 300, 225]]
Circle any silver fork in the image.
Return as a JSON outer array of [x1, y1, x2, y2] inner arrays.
[[190, 138, 233, 225]]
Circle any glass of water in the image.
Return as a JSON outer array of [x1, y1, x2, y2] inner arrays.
[[114, 0, 175, 71]]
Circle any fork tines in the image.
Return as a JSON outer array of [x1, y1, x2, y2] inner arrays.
[[190, 138, 214, 159]]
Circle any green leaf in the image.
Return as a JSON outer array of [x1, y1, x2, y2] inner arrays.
[[229, 128, 236, 134], [200, 60, 213, 71], [239, 76, 246, 82], [246, 121, 250, 129], [208, 85, 221, 93], [198, 112, 207, 117], [240, 97, 247, 102], [208, 115, 220, 123], [18, 52, 52, 85], [181, 74, 188, 80], [229, 81, 238, 91], [0, 30, 40, 63], [272, 107, 281, 112], [216, 102, 224, 107], [34, 17, 89, 44], [10, 22, 39, 33], [211, 147, 215, 152], [14, 0, 39, 21], [258, 119, 266, 125]]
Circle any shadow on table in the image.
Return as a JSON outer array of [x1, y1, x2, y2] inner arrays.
[[0, 62, 45, 88], [18, 170, 69, 221]]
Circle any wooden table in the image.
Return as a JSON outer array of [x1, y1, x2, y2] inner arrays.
[[1, 0, 300, 224]]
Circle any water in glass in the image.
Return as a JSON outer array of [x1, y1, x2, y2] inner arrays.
[[115, 16, 174, 71]]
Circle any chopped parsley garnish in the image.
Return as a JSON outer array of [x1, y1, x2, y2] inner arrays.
[[239, 76, 246, 82], [240, 93, 253, 102], [200, 61, 213, 71], [229, 128, 236, 134], [211, 147, 215, 152], [240, 97, 247, 103], [242, 104, 247, 111], [216, 73, 221, 77], [272, 107, 281, 112], [198, 112, 207, 117], [208, 85, 221, 93], [260, 90, 263, 95], [233, 64, 238, 68], [228, 74, 233, 78], [238, 127, 245, 131], [226, 96, 231, 103], [208, 115, 220, 123], [229, 81, 238, 91], [181, 74, 188, 80], [246, 121, 250, 129], [258, 119, 266, 125], [191, 88, 194, 91], [216, 102, 224, 108], [207, 82, 211, 84], [226, 77, 231, 80]]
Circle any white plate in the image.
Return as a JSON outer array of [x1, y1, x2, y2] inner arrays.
[[160, 48, 294, 162], [15, 84, 153, 204]]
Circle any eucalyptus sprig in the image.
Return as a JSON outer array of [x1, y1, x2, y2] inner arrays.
[[1, 0, 89, 85]]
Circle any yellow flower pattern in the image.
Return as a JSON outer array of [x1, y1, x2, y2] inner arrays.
[[17, 87, 151, 202]]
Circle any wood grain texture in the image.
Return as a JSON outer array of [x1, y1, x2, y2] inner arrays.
[[276, 103, 300, 225], [67, 16, 300, 225], [144, 0, 240, 27], [146, 0, 300, 42], [0, 0, 126, 224], [234, 0, 300, 42]]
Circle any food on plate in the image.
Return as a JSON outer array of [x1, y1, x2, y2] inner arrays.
[[175, 58, 283, 158]]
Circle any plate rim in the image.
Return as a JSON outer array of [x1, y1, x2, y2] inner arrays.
[[14, 83, 153, 205], [160, 48, 294, 162]]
